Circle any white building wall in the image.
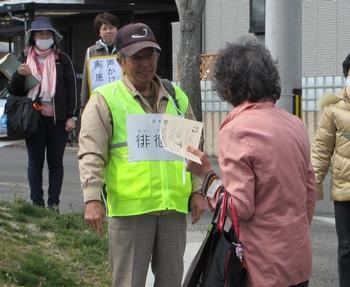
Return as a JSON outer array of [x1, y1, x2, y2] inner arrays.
[[172, 0, 251, 79], [172, 0, 350, 155], [202, 0, 350, 78], [301, 1, 350, 141], [303, 1, 336, 77], [336, 1, 350, 72], [204, 0, 250, 53], [303, 1, 350, 77]]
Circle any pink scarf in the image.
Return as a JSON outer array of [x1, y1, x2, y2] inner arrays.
[[26, 47, 56, 101]]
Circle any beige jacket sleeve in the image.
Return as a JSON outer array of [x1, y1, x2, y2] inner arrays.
[[311, 105, 336, 200], [78, 93, 112, 203]]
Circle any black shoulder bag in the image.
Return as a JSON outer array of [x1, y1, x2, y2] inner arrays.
[[183, 191, 247, 287], [4, 91, 41, 140]]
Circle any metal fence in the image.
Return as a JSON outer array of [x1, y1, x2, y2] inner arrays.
[[302, 75, 344, 112], [200, 77, 344, 156]]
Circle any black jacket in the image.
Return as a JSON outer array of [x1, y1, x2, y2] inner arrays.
[[9, 50, 80, 122]]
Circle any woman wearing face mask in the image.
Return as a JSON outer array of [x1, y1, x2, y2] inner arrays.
[[80, 12, 121, 111], [311, 53, 350, 287], [9, 17, 79, 212]]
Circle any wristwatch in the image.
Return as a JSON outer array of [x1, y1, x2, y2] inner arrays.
[[71, 117, 78, 122]]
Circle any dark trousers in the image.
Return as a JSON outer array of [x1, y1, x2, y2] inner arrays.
[[289, 281, 309, 287], [334, 201, 350, 287], [25, 116, 67, 207]]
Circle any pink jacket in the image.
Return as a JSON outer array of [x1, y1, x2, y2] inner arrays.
[[218, 101, 316, 287]]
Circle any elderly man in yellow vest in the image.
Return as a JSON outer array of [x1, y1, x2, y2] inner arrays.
[[78, 22, 206, 287]]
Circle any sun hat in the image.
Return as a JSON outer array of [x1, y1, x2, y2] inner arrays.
[[26, 17, 63, 45], [116, 22, 161, 57]]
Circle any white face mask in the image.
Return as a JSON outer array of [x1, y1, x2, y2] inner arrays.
[[35, 38, 54, 50]]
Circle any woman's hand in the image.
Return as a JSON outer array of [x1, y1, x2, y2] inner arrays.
[[17, 63, 32, 76], [65, 118, 76, 132], [186, 146, 213, 179]]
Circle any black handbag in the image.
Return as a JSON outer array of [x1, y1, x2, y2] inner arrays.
[[183, 191, 247, 287], [4, 93, 41, 139]]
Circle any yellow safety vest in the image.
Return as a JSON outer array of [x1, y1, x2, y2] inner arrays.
[[95, 80, 192, 216]]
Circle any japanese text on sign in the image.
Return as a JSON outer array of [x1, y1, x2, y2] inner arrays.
[[88, 56, 122, 92], [127, 114, 181, 162]]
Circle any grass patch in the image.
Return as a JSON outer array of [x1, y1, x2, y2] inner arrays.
[[0, 201, 111, 287]]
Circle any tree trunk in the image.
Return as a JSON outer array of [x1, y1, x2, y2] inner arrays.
[[175, 0, 206, 121]]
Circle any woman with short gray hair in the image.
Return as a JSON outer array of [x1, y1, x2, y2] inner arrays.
[[214, 37, 280, 106], [187, 38, 316, 287]]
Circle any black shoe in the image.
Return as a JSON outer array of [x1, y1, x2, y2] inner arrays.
[[32, 202, 45, 208], [47, 204, 60, 214]]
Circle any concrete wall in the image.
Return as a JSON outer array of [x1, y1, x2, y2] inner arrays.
[[172, 0, 251, 79], [202, 0, 350, 78], [204, 0, 350, 77], [173, 0, 350, 155], [302, 0, 350, 77], [204, 0, 250, 53]]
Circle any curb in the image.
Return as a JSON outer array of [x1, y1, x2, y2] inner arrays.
[[313, 216, 335, 225]]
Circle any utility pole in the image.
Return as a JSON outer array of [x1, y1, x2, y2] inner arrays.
[[265, 0, 302, 114]]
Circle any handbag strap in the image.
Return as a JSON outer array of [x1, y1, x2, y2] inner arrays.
[[211, 191, 224, 224], [217, 191, 240, 239], [31, 91, 42, 111]]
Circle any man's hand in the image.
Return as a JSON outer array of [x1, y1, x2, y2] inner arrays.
[[186, 146, 213, 179], [84, 200, 105, 235], [190, 192, 207, 224], [65, 118, 76, 132]]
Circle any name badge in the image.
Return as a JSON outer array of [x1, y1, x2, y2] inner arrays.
[[127, 114, 181, 162], [88, 56, 122, 92]]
